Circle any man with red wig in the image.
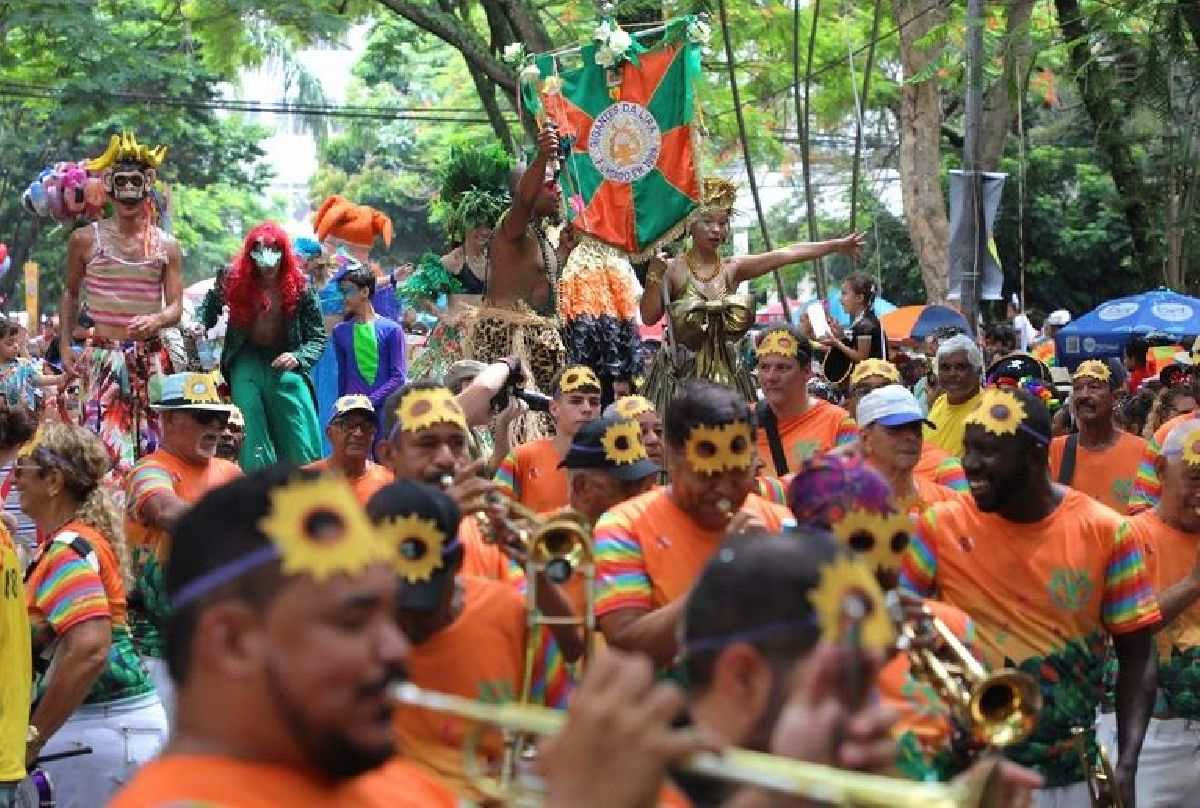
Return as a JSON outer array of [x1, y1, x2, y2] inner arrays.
[[197, 222, 326, 469]]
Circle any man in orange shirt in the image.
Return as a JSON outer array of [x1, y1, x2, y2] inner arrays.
[[306, 395, 393, 504], [902, 388, 1160, 805], [1096, 420, 1200, 806], [126, 371, 242, 712], [846, 358, 968, 493], [364, 480, 570, 801], [1049, 360, 1144, 514], [1128, 341, 1200, 511], [596, 380, 793, 668], [754, 325, 858, 477], [495, 364, 602, 512]]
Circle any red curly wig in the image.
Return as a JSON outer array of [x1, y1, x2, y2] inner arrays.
[[224, 221, 307, 329]]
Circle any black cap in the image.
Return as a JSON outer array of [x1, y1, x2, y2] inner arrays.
[[366, 481, 463, 612], [558, 415, 660, 482]]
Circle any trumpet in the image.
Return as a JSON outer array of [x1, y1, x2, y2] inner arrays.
[[1071, 727, 1123, 807], [887, 592, 1041, 749], [391, 682, 1003, 807]]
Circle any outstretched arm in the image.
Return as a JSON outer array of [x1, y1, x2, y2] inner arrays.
[[730, 233, 865, 286], [497, 126, 558, 243]]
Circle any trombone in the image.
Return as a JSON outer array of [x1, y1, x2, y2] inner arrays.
[[887, 592, 1042, 750], [391, 682, 1005, 807], [1070, 727, 1123, 807]]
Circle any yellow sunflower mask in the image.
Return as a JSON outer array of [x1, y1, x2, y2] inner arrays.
[[756, 330, 800, 360], [258, 476, 390, 581], [849, 359, 900, 387], [559, 366, 601, 394], [808, 556, 895, 652], [1071, 360, 1111, 385], [601, 419, 649, 465], [381, 514, 450, 583], [395, 387, 468, 434], [1183, 435, 1200, 469], [832, 507, 913, 576], [183, 373, 222, 405], [965, 389, 1028, 438], [685, 420, 754, 475], [613, 395, 655, 419]]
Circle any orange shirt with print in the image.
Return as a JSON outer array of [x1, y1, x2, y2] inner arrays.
[[109, 755, 342, 808], [495, 437, 569, 512], [396, 576, 546, 799], [125, 449, 242, 558], [304, 458, 393, 505], [755, 400, 858, 477], [594, 490, 792, 616], [1048, 431, 1145, 514]]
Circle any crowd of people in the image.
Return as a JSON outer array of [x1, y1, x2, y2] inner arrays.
[[2, 125, 1199, 808]]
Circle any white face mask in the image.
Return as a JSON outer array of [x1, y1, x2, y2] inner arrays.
[[110, 170, 148, 202], [251, 246, 282, 270]]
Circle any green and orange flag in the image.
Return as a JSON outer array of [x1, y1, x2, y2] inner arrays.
[[520, 17, 704, 260]]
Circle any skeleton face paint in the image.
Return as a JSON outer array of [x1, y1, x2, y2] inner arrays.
[[108, 165, 150, 204], [251, 245, 283, 272]]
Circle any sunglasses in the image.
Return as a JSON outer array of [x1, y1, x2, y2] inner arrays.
[[186, 410, 228, 426], [113, 174, 146, 189]]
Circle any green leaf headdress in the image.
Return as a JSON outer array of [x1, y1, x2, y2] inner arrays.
[[429, 144, 514, 243]]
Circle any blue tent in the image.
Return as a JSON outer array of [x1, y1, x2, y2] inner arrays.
[[1055, 288, 1200, 370]]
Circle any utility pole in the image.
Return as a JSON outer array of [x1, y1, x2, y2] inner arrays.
[[959, 0, 986, 337]]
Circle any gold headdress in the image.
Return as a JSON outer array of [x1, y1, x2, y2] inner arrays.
[[685, 420, 754, 475], [381, 514, 450, 583], [849, 359, 901, 387], [701, 177, 736, 213], [808, 556, 895, 652], [559, 365, 602, 394], [85, 132, 169, 172], [756, 330, 801, 360], [394, 387, 468, 433], [1071, 360, 1111, 384], [258, 476, 390, 581], [965, 389, 1027, 438]]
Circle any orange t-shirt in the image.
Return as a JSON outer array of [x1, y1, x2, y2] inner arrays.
[[901, 476, 966, 518], [495, 437, 569, 512], [125, 449, 243, 558], [913, 442, 969, 493], [1048, 431, 1145, 514], [109, 754, 342, 807], [396, 576, 568, 799], [594, 490, 792, 615], [756, 400, 859, 476], [304, 458, 394, 505], [459, 516, 522, 585], [341, 758, 457, 807]]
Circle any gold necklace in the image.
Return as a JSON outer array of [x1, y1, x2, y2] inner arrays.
[[686, 250, 722, 284]]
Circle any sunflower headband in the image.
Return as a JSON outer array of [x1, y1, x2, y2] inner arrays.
[[849, 359, 900, 387], [600, 419, 649, 465], [380, 514, 460, 583], [1072, 360, 1112, 385], [172, 475, 390, 609], [965, 388, 1049, 445], [756, 330, 801, 360], [393, 388, 468, 434], [613, 395, 655, 419], [808, 556, 895, 652], [685, 420, 754, 475], [559, 366, 601, 394]]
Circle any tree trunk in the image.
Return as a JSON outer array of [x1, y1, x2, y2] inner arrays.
[[892, 0, 951, 303], [978, 0, 1036, 171], [1054, 0, 1159, 275]]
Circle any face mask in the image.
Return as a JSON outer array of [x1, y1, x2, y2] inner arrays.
[[251, 246, 282, 270], [110, 170, 148, 202]]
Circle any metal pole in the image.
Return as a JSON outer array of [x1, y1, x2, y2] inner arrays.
[[960, 0, 986, 337]]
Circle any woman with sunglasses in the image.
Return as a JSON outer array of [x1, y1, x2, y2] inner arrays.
[[19, 424, 167, 807]]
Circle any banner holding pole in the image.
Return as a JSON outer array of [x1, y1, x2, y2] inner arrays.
[[23, 262, 38, 326]]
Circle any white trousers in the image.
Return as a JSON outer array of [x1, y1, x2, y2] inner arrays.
[[37, 693, 167, 808], [1097, 711, 1200, 807], [143, 656, 176, 730], [1033, 782, 1092, 808]]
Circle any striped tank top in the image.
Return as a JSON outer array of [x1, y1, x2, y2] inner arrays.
[[84, 221, 167, 330]]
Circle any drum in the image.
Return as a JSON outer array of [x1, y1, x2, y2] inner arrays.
[[13, 767, 53, 808]]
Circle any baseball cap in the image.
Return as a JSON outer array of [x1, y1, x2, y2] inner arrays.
[[329, 394, 375, 426], [558, 415, 660, 482], [1046, 309, 1072, 327], [366, 481, 463, 612], [856, 384, 932, 428]]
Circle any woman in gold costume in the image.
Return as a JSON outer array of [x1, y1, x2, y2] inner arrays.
[[641, 177, 864, 410]]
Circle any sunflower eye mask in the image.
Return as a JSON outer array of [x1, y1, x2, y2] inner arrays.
[[395, 387, 468, 433], [382, 514, 451, 583], [832, 506, 913, 576], [685, 420, 754, 475], [559, 366, 601, 394], [756, 330, 800, 360], [613, 395, 654, 419]]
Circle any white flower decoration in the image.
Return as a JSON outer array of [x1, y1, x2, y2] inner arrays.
[[608, 28, 632, 53], [594, 20, 616, 41], [686, 19, 711, 44], [595, 46, 616, 68], [502, 42, 525, 64], [519, 63, 541, 85]]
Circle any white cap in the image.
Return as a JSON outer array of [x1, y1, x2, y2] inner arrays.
[[857, 384, 932, 429], [1046, 309, 1072, 327]]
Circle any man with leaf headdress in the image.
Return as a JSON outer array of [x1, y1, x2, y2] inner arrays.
[[61, 132, 183, 479]]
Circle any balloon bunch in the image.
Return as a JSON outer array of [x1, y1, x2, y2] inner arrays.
[[0, 243, 10, 280], [22, 162, 107, 223]]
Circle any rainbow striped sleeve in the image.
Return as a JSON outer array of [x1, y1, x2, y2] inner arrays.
[[126, 461, 176, 523], [755, 476, 788, 506], [1128, 436, 1162, 513], [835, 417, 860, 448], [33, 544, 109, 634], [1101, 521, 1161, 634], [594, 507, 653, 618], [899, 511, 939, 598], [933, 456, 969, 493], [493, 450, 519, 501], [527, 625, 572, 710]]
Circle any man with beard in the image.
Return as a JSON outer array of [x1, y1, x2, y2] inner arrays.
[[753, 326, 858, 478], [198, 222, 326, 470], [1049, 360, 1144, 514], [924, 335, 984, 457], [61, 132, 184, 476], [306, 395, 392, 505], [595, 381, 793, 669], [902, 388, 1160, 806], [125, 372, 242, 711], [216, 405, 245, 463]]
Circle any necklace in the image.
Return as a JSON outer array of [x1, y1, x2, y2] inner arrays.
[[686, 250, 723, 284]]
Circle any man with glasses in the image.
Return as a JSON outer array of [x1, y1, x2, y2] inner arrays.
[[125, 372, 242, 715], [332, 266, 407, 430], [306, 395, 392, 505]]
